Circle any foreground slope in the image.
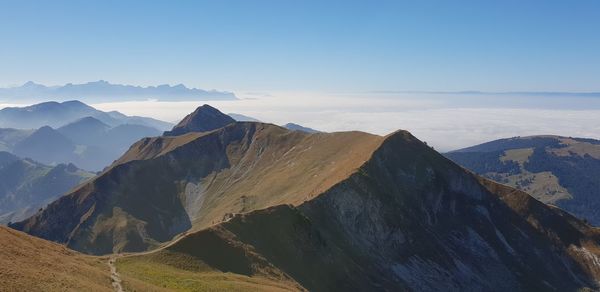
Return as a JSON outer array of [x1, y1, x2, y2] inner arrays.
[[13, 121, 383, 254], [0, 226, 111, 291], [446, 135, 600, 225], [120, 131, 600, 291]]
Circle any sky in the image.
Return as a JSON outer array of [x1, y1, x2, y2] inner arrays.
[[1, 1, 599, 151], [1, 0, 599, 92]]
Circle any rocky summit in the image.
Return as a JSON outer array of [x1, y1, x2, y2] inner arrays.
[[163, 104, 235, 136]]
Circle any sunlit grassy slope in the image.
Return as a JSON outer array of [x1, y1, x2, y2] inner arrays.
[[118, 250, 303, 291], [0, 226, 111, 291]]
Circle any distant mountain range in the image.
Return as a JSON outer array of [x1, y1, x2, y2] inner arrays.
[[283, 122, 320, 133], [228, 113, 261, 122], [0, 80, 237, 102], [10, 119, 161, 171], [0, 152, 93, 225], [446, 135, 600, 225], [370, 90, 600, 97], [228, 113, 322, 133], [0, 100, 172, 130], [11, 105, 600, 291], [0, 100, 170, 170]]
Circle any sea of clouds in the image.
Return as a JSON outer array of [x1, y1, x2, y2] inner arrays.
[[89, 91, 600, 152]]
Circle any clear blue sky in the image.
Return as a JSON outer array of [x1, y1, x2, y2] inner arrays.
[[1, 0, 599, 92]]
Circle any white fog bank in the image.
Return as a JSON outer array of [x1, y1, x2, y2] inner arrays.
[[91, 92, 600, 152]]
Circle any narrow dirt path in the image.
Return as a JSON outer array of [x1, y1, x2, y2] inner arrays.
[[108, 255, 123, 292]]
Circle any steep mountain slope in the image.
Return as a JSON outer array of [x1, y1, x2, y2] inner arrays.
[[119, 130, 600, 291], [0, 226, 111, 291], [0, 100, 172, 130], [446, 135, 600, 225], [164, 104, 235, 136], [0, 153, 94, 224], [13, 121, 383, 254]]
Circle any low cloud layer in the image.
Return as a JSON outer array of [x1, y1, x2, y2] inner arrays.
[[90, 92, 600, 152]]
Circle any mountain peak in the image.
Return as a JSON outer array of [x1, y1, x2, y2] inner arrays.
[[71, 116, 107, 126], [61, 100, 89, 107], [58, 116, 110, 134], [36, 125, 56, 133], [163, 104, 236, 136]]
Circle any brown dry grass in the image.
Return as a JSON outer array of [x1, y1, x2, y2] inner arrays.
[[500, 147, 534, 166], [549, 137, 600, 159], [186, 124, 384, 229], [114, 131, 207, 166], [497, 147, 572, 204], [0, 226, 112, 291], [106, 122, 385, 232]]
